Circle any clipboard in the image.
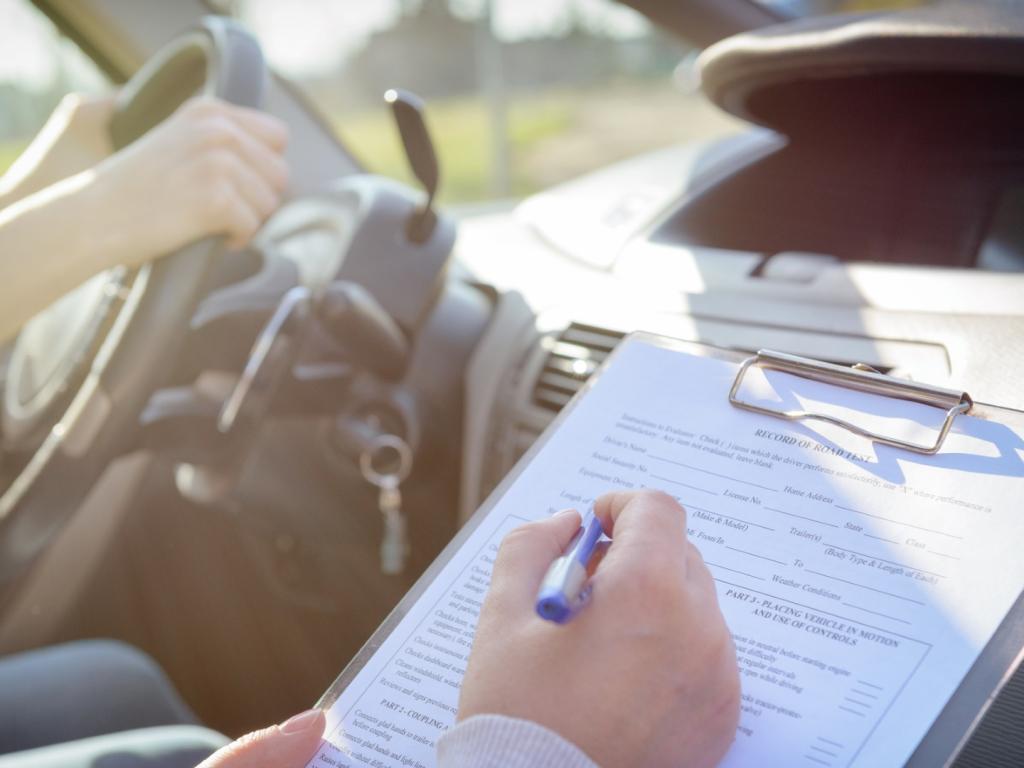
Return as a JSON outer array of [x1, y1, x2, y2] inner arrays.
[[316, 332, 1024, 768]]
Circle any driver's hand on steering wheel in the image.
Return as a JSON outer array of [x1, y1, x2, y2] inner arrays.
[[0, 96, 289, 341], [90, 96, 290, 258], [0, 95, 289, 256]]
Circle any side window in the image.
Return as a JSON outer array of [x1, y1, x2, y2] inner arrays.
[[0, 0, 109, 175]]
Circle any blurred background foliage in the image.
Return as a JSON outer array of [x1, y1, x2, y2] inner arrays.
[[1, 0, 936, 205], [237, 0, 733, 204]]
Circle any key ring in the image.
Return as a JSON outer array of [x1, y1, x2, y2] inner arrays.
[[359, 434, 413, 487]]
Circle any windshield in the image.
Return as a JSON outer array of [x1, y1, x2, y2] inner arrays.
[[236, 0, 742, 206]]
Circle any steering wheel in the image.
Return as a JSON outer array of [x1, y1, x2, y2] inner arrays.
[[0, 18, 266, 586]]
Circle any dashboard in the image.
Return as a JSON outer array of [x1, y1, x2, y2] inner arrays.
[[453, 130, 1024, 520]]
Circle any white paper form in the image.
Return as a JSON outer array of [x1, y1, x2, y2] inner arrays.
[[307, 337, 1024, 768]]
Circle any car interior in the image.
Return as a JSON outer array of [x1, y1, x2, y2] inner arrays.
[[0, 0, 1021, 764]]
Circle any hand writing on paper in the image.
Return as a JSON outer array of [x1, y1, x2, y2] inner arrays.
[[459, 489, 740, 768]]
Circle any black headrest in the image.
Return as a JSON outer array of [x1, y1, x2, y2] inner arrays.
[[698, 2, 1024, 143]]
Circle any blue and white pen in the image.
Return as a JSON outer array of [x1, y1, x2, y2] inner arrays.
[[535, 510, 605, 624]]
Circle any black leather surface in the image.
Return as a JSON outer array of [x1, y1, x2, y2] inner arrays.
[[665, 1, 1024, 269], [699, 1, 1024, 134]]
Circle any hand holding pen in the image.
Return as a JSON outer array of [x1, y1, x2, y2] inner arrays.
[[535, 509, 605, 623], [458, 490, 740, 768]]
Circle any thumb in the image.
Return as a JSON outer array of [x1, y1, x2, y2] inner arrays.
[[488, 509, 582, 613], [198, 709, 326, 768]]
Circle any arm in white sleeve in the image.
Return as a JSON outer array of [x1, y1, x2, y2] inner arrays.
[[436, 714, 599, 768]]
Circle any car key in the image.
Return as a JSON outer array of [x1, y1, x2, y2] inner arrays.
[[359, 434, 412, 575], [375, 473, 408, 575]]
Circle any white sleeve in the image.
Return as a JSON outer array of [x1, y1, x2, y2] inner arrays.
[[436, 714, 600, 768]]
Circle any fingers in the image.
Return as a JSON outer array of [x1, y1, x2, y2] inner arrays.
[[200, 115, 289, 194], [487, 509, 582, 614], [587, 490, 694, 600], [198, 708, 325, 768], [176, 99, 289, 248], [219, 192, 263, 251], [594, 489, 688, 554], [183, 97, 289, 151], [223, 102, 289, 152], [686, 540, 717, 595], [214, 152, 281, 245]]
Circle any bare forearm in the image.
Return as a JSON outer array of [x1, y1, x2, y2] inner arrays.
[[0, 170, 29, 211], [0, 185, 18, 212], [0, 94, 115, 212], [0, 97, 289, 344], [0, 171, 112, 342]]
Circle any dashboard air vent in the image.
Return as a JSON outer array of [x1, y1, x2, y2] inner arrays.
[[531, 323, 625, 413]]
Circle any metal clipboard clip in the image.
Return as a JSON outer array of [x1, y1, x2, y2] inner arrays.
[[729, 350, 973, 455]]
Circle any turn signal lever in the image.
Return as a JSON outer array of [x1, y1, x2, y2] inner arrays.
[[140, 281, 411, 500], [386, 89, 439, 243], [218, 281, 409, 434], [317, 282, 408, 381]]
